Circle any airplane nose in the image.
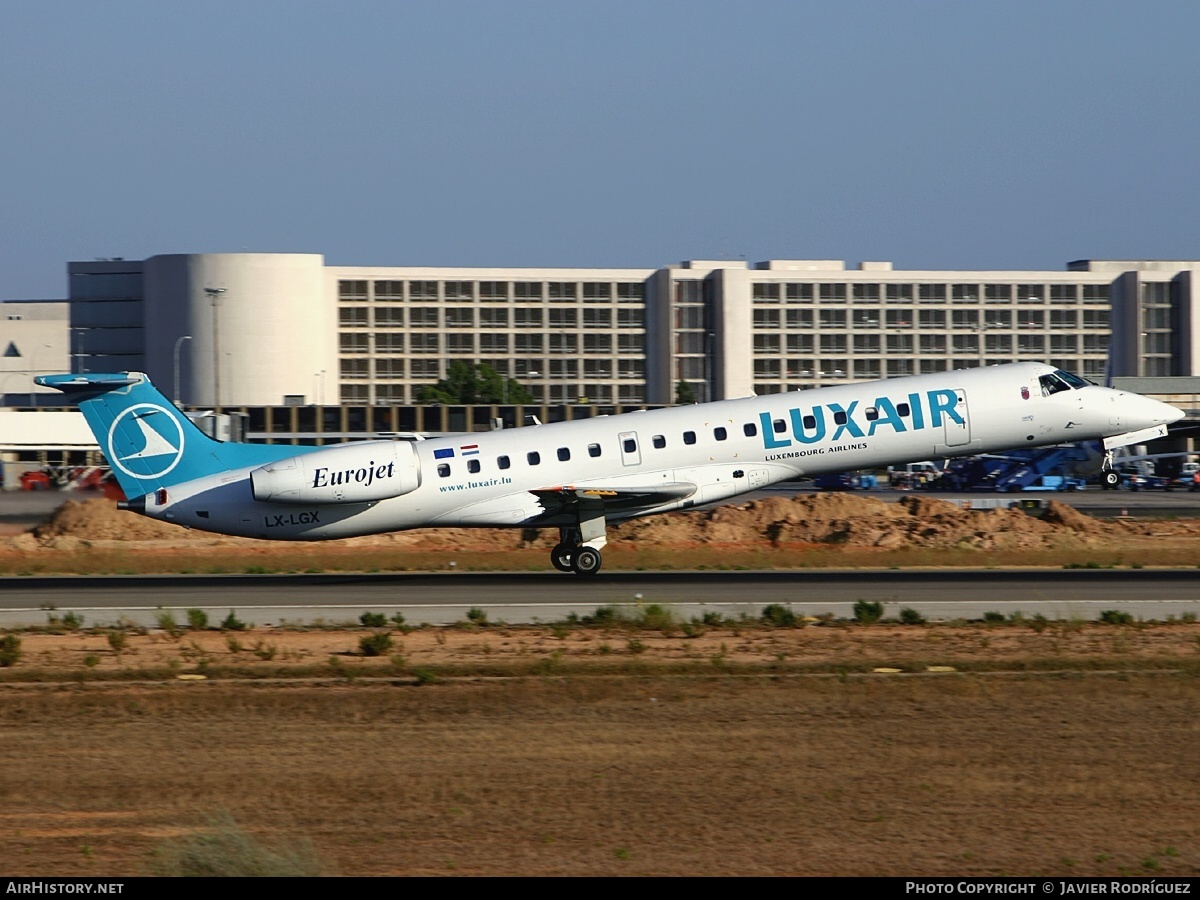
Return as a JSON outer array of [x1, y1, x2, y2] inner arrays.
[[1141, 396, 1185, 427]]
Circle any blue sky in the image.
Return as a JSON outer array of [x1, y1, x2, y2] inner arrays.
[[2, 0, 1198, 299]]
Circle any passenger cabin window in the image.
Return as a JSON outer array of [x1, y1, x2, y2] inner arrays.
[[833, 411, 848, 425], [802, 415, 816, 430], [468, 459, 481, 474], [527, 451, 541, 465], [587, 443, 601, 458], [714, 427, 728, 441], [557, 447, 570, 461], [743, 423, 757, 437], [773, 419, 786, 433], [623, 438, 637, 454], [865, 407, 879, 421], [683, 430, 697, 445], [897, 403, 911, 417], [437, 464, 451, 477], [498, 455, 511, 470], [652, 435, 666, 449]]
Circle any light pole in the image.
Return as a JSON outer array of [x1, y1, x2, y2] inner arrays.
[[205, 287, 226, 411], [173, 335, 193, 405]]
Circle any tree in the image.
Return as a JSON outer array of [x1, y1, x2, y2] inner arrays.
[[675, 380, 697, 405], [417, 361, 536, 404]]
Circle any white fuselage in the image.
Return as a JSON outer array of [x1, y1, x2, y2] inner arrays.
[[140, 362, 1182, 541]]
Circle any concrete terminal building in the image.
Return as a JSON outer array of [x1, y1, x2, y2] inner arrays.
[[53, 253, 1200, 410]]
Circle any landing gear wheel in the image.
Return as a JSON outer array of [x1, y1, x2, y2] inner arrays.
[[571, 546, 603, 576], [550, 543, 576, 573], [1102, 471, 1119, 490]]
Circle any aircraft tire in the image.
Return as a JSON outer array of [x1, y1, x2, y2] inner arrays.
[[571, 547, 602, 576], [1102, 471, 1119, 489], [550, 543, 575, 573]]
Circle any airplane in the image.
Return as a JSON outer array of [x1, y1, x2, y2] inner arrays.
[[37, 362, 1184, 575]]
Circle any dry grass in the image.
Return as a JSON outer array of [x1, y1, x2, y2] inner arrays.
[[4, 541, 1200, 575], [0, 621, 1199, 876]]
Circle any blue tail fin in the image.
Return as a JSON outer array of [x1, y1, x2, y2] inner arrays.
[[36, 372, 302, 498]]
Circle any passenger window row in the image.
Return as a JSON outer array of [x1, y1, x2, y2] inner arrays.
[[434, 420, 766, 477]]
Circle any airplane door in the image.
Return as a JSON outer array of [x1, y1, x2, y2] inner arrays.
[[618, 431, 641, 467], [944, 389, 971, 447]]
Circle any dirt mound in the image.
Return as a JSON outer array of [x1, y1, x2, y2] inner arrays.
[[8, 492, 1185, 557]]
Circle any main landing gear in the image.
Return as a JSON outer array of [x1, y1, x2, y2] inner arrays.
[[550, 526, 605, 576]]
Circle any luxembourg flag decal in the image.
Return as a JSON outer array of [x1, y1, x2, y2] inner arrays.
[[460, 444, 480, 456]]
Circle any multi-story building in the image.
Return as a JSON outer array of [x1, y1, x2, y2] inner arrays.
[[22, 253, 1200, 410]]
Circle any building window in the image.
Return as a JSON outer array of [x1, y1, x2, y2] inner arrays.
[[514, 307, 543, 327], [480, 333, 508, 352], [1050, 285, 1077, 303], [480, 308, 509, 327], [339, 333, 368, 354], [818, 310, 846, 328], [919, 283, 946, 303], [374, 280, 404, 299], [617, 282, 644, 301], [1017, 284, 1044, 302], [375, 307, 404, 327], [754, 334, 780, 354], [584, 334, 612, 353], [985, 284, 1012, 303], [338, 280, 367, 301], [410, 334, 439, 353], [952, 284, 979, 302], [582, 308, 612, 328], [886, 284, 914, 302], [446, 334, 475, 353], [753, 283, 781, 302], [819, 283, 847, 302], [515, 334, 543, 352], [617, 308, 643, 327], [480, 281, 508, 301], [375, 333, 404, 353], [445, 307, 475, 327], [583, 282, 611, 301], [376, 359, 404, 379], [853, 283, 880, 301], [549, 333, 577, 353], [753, 309, 780, 328], [785, 283, 814, 301], [444, 281, 473, 300], [409, 280, 437, 299], [549, 309, 577, 327], [409, 307, 438, 326], [340, 359, 368, 379], [548, 282, 577, 300], [1083, 285, 1108, 303], [338, 307, 368, 328], [514, 282, 543, 300]]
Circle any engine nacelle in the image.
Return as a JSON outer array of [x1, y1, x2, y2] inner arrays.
[[251, 441, 420, 504]]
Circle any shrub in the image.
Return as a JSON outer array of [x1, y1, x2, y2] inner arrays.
[[359, 631, 394, 657], [413, 667, 438, 685], [148, 813, 325, 876], [626, 638, 647, 654], [221, 611, 247, 631], [899, 607, 926, 626], [389, 612, 407, 627], [62, 611, 84, 630], [761, 604, 797, 627], [853, 600, 884, 625], [466, 607, 488, 626], [0, 634, 21, 667], [359, 612, 387, 628], [187, 609, 209, 630], [106, 630, 128, 653], [982, 611, 1006, 624], [156, 611, 182, 636], [701, 611, 724, 626], [636, 604, 674, 632], [1029, 613, 1050, 633], [583, 605, 620, 626], [1099, 609, 1134, 626]]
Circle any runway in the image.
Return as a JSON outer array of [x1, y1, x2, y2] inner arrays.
[[3, 569, 1199, 628]]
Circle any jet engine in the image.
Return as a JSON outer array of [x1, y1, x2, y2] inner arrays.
[[251, 440, 420, 504]]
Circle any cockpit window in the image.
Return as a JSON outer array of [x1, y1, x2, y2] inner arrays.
[[1054, 369, 1089, 389], [1039, 374, 1072, 396]]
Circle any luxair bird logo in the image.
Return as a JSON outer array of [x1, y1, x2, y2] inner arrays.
[[106, 404, 186, 481]]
